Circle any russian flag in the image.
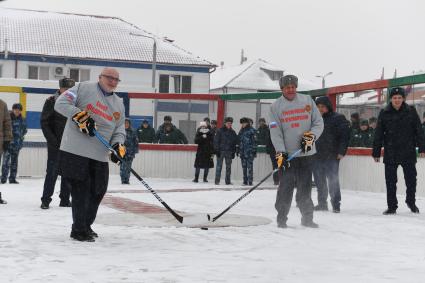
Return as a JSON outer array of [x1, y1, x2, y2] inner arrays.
[[269, 122, 278, 129]]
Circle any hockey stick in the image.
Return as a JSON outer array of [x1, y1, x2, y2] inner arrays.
[[93, 130, 184, 223], [208, 149, 303, 223]]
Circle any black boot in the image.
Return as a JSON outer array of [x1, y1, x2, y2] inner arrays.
[[407, 203, 420, 214], [59, 200, 72, 207], [0, 192, 6, 204], [40, 201, 49, 209], [88, 227, 99, 238], [277, 222, 288, 228], [9, 180, 19, 184], [70, 230, 95, 242], [383, 208, 397, 215]]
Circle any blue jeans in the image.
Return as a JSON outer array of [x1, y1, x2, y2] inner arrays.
[[215, 151, 233, 184], [313, 159, 341, 209]]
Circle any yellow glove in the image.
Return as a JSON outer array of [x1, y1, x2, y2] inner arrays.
[[110, 143, 126, 164], [276, 152, 290, 170], [72, 111, 97, 136], [301, 131, 315, 153]]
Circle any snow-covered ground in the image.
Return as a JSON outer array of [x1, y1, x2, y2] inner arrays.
[[1, 176, 425, 283]]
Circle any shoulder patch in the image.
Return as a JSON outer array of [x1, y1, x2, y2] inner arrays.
[[113, 112, 121, 121], [269, 122, 278, 129], [305, 104, 312, 113]]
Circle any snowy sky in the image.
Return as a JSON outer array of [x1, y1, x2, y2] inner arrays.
[[2, 0, 425, 86]]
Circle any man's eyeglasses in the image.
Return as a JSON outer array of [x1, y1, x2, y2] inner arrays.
[[101, 74, 121, 83]]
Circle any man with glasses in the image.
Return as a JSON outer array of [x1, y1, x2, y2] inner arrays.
[[55, 68, 126, 242]]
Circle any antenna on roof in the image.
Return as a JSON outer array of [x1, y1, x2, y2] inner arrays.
[[4, 38, 8, 59], [240, 49, 247, 65]]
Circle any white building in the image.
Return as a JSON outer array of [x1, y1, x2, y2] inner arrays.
[[0, 8, 216, 141]]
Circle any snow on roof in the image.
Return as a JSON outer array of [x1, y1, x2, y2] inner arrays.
[[339, 91, 379, 106], [210, 59, 318, 92], [0, 8, 214, 67]]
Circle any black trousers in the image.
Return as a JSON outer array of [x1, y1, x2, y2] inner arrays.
[[59, 151, 109, 233], [384, 162, 417, 210], [41, 147, 71, 204], [275, 156, 314, 224]]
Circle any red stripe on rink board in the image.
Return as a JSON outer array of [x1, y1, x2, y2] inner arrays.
[[128, 93, 219, 101], [138, 145, 376, 155], [102, 195, 168, 214]]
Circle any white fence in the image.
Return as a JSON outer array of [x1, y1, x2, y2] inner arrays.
[[17, 146, 425, 197]]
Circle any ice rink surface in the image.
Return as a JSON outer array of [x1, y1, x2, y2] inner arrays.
[[1, 176, 425, 283]]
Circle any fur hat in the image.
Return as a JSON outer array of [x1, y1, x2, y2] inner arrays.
[[389, 87, 406, 98], [224, 117, 233, 123], [279, 75, 298, 88], [240, 117, 249, 124]]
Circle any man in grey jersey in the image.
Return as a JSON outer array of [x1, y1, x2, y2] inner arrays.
[[55, 68, 126, 242], [269, 75, 323, 228]]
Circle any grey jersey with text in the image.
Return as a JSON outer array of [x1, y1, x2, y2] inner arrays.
[[269, 93, 323, 157], [55, 82, 126, 162]]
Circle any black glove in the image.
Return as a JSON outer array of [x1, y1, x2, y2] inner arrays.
[[72, 111, 97, 137], [110, 143, 126, 164], [253, 151, 257, 158], [276, 152, 290, 170], [231, 152, 236, 159], [301, 131, 315, 153], [236, 147, 240, 157], [215, 151, 221, 158], [3, 141, 10, 152]]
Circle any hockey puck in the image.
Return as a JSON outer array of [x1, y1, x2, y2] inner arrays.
[[200, 227, 209, 230]]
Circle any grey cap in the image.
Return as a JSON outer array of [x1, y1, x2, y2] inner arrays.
[[279, 75, 298, 88]]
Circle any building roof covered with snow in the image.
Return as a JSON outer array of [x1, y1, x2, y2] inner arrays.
[[210, 59, 318, 93], [0, 8, 214, 68]]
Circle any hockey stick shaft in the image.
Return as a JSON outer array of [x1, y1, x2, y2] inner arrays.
[[212, 149, 303, 222], [93, 130, 184, 223]]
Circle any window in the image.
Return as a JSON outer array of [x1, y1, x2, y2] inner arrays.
[[159, 74, 170, 93], [171, 75, 181, 93], [182, 76, 192, 93], [28, 66, 49, 80], [159, 74, 192, 93], [70, 68, 90, 82]]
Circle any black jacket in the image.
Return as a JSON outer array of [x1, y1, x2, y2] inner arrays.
[[372, 102, 425, 164], [315, 96, 351, 160], [40, 92, 67, 150], [213, 126, 238, 153], [194, 128, 214, 168]]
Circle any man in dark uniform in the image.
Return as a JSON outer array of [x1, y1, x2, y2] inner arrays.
[[256, 118, 268, 146], [40, 78, 74, 209], [373, 87, 425, 215]]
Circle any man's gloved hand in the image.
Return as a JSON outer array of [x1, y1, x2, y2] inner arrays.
[[253, 151, 257, 158], [72, 111, 97, 137], [276, 152, 290, 170], [3, 141, 10, 152], [110, 143, 126, 164], [301, 131, 315, 153], [215, 151, 221, 158]]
